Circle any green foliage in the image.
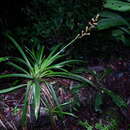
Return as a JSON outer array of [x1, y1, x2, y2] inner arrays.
[[73, 68, 127, 110], [105, 90, 127, 108], [0, 19, 100, 127], [79, 119, 118, 130], [94, 89, 127, 113], [0, 1, 129, 129], [0, 57, 8, 62], [93, 68, 127, 108], [97, 0, 130, 46], [79, 120, 93, 130], [104, 0, 130, 12], [95, 93, 103, 112], [97, 11, 129, 30], [0, 32, 95, 126], [40, 82, 77, 129], [0, 35, 73, 124], [95, 119, 118, 130], [12, 106, 21, 116]]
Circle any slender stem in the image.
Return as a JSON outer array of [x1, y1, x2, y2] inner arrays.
[[55, 34, 80, 56]]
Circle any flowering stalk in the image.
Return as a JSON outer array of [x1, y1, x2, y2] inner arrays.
[[55, 14, 100, 56]]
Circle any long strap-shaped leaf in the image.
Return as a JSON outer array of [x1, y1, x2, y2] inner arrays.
[[21, 83, 32, 125], [0, 73, 33, 79], [46, 82, 59, 106], [0, 84, 26, 94], [47, 72, 96, 87], [5, 33, 32, 69], [33, 80, 41, 119]]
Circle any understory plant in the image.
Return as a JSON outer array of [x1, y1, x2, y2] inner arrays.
[[72, 68, 127, 112], [0, 34, 80, 128], [0, 14, 99, 129], [90, 68, 127, 110]]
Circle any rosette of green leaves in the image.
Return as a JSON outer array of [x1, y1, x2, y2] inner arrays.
[[0, 33, 94, 125]]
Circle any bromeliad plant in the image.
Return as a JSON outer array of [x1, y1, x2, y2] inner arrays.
[[0, 15, 99, 127], [0, 34, 80, 125]]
